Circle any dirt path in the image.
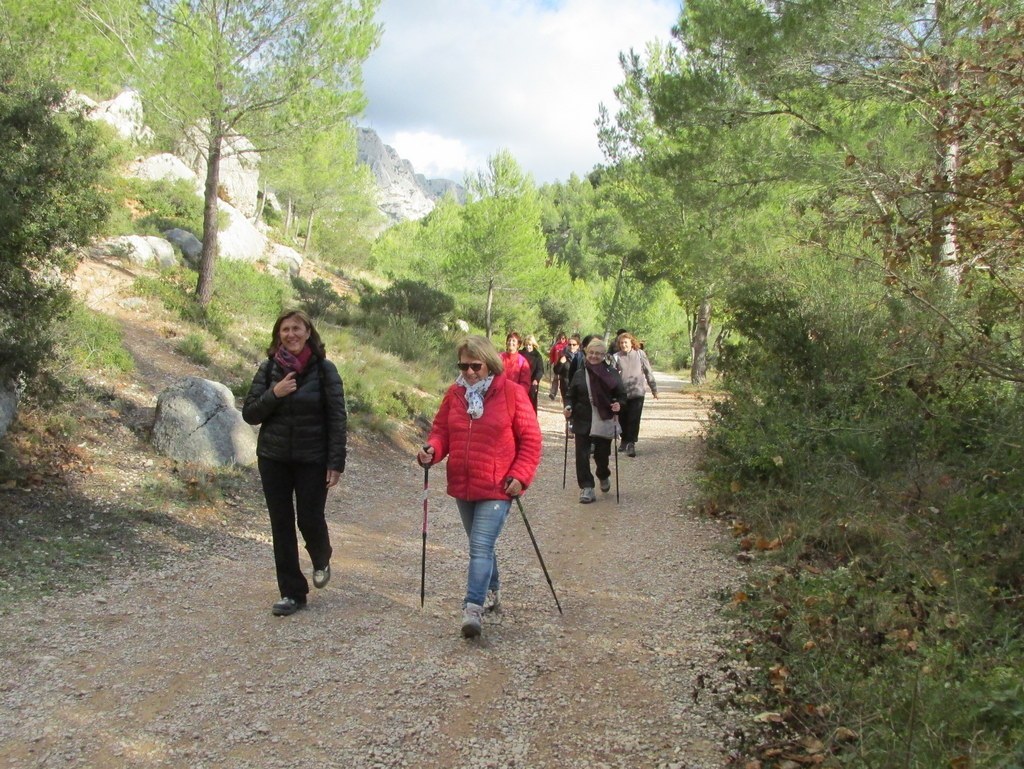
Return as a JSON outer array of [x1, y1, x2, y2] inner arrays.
[[0, 366, 746, 769]]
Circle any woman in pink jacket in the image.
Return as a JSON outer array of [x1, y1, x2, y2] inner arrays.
[[418, 335, 543, 638]]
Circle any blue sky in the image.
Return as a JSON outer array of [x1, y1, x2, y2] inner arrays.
[[360, 0, 682, 185]]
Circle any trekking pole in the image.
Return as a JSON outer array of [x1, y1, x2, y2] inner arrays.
[[613, 415, 620, 504], [512, 495, 563, 615], [420, 463, 429, 607], [562, 419, 569, 490]]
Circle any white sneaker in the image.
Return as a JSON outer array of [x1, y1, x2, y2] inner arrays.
[[579, 487, 596, 504], [312, 564, 331, 589], [461, 603, 484, 638]]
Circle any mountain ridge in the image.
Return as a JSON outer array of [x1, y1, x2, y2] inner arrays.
[[355, 127, 465, 228]]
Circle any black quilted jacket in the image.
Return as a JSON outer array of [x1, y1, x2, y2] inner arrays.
[[242, 356, 347, 472]]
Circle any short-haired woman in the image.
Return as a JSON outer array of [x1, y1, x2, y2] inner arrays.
[[564, 338, 626, 503], [418, 335, 543, 638], [243, 310, 347, 616], [500, 331, 533, 396]]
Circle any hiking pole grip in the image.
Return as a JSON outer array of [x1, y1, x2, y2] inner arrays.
[[513, 495, 563, 615]]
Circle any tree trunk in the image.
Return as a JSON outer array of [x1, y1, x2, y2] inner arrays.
[[303, 208, 315, 255], [604, 256, 627, 340], [253, 182, 267, 224], [284, 198, 293, 239], [690, 296, 712, 385], [195, 124, 223, 308], [929, 0, 962, 283], [485, 277, 495, 339]]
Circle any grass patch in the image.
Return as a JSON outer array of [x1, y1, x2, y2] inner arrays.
[[175, 332, 212, 365], [59, 303, 135, 374]]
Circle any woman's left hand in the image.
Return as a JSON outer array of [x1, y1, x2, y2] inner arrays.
[[504, 477, 523, 496], [326, 469, 341, 488], [611, 402, 621, 413]]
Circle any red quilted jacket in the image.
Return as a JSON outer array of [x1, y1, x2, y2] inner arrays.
[[500, 351, 533, 392], [425, 374, 542, 501]]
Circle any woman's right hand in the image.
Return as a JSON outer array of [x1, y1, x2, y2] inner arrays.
[[417, 445, 435, 466], [272, 371, 297, 398]]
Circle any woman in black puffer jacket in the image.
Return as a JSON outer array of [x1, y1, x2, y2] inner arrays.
[[243, 310, 347, 617]]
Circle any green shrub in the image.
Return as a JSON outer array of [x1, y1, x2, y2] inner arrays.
[[0, 52, 112, 383], [292, 275, 343, 318], [106, 177, 206, 238], [359, 279, 455, 328], [175, 333, 211, 365]]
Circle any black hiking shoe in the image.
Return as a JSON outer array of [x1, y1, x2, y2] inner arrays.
[[272, 596, 306, 616]]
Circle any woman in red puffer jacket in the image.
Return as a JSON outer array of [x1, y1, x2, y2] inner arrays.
[[499, 331, 534, 395], [418, 335, 542, 639]]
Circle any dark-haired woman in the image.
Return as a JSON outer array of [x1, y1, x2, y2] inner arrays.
[[418, 335, 542, 639], [243, 310, 347, 616], [522, 334, 545, 412]]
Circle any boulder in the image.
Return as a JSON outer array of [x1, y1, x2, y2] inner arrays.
[[95, 235, 179, 268], [217, 199, 267, 262], [127, 153, 204, 195], [266, 243, 303, 277], [151, 378, 257, 467], [89, 89, 154, 144], [163, 228, 203, 266]]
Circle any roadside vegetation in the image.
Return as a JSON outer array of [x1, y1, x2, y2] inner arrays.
[[597, 2, 1024, 767]]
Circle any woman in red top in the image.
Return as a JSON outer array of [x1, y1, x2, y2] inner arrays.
[[500, 331, 533, 395], [418, 335, 542, 639]]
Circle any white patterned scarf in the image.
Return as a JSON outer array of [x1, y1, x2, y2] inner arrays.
[[457, 373, 494, 419]]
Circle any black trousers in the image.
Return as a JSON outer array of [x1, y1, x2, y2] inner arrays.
[[574, 433, 612, 489], [619, 396, 646, 444], [258, 457, 332, 600]]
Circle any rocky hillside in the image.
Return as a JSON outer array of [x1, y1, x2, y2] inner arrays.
[[356, 127, 465, 228]]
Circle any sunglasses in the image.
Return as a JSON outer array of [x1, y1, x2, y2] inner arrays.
[[457, 362, 484, 372]]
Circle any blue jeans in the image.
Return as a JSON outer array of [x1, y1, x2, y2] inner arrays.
[[456, 499, 511, 607]]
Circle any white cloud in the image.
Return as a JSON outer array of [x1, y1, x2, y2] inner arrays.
[[388, 130, 484, 182], [362, 0, 680, 184]]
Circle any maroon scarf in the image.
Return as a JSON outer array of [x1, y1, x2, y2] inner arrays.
[[274, 344, 313, 375], [585, 361, 618, 420]]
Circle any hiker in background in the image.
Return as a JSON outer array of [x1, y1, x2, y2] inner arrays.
[[553, 334, 579, 405], [613, 331, 658, 458], [609, 328, 628, 356], [567, 333, 597, 384], [547, 331, 568, 399], [418, 335, 542, 639], [522, 334, 546, 412], [564, 338, 626, 503], [500, 331, 533, 396], [243, 309, 347, 617]]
